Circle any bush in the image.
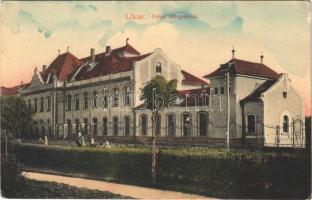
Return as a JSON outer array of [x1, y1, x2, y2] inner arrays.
[[14, 144, 310, 198], [1, 155, 26, 198]]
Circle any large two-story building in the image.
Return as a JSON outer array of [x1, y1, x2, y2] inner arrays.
[[1, 40, 305, 147]]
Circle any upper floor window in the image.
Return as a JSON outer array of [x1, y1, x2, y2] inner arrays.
[[113, 88, 120, 107], [214, 87, 218, 95], [83, 92, 88, 109], [124, 86, 130, 106], [40, 97, 44, 112], [67, 95, 72, 111], [103, 89, 108, 108], [283, 91, 287, 99], [47, 96, 51, 111], [156, 62, 162, 73], [34, 98, 38, 113], [283, 115, 289, 133], [220, 87, 224, 95]]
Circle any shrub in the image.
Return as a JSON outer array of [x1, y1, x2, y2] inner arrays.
[[14, 144, 310, 198], [1, 155, 26, 198]]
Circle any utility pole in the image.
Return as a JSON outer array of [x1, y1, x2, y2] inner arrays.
[[151, 111, 157, 184], [226, 71, 230, 151]]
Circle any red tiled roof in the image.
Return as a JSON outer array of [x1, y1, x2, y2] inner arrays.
[[181, 70, 208, 85], [241, 78, 279, 102], [74, 52, 151, 81], [112, 43, 141, 55], [42, 52, 82, 83], [0, 83, 30, 96], [204, 58, 280, 79], [177, 87, 211, 107]]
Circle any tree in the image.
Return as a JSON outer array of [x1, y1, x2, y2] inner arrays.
[[1, 96, 33, 137], [140, 75, 177, 183], [1, 96, 32, 158]]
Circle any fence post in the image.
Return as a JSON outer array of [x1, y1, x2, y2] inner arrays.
[[292, 119, 295, 148], [276, 125, 280, 147]]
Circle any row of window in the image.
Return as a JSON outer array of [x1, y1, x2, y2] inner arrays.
[[246, 115, 290, 134], [28, 96, 51, 113], [66, 117, 131, 136], [66, 86, 130, 111], [140, 112, 209, 136], [32, 112, 210, 137]]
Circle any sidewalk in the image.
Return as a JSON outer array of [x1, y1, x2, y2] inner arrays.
[[23, 171, 213, 199]]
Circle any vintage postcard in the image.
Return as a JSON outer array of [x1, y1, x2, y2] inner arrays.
[[0, 1, 311, 199]]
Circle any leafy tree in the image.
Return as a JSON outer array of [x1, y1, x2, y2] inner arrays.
[[140, 75, 177, 183], [140, 75, 178, 110], [0, 96, 32, 138]]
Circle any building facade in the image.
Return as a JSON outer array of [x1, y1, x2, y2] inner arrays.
[[0, 41, 305, 147]]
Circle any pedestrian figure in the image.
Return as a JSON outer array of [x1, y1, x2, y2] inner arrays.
[[44, 135, 48, 145], [90, 138, 96, 147], [75, 132, 84, 147], [105, 140, 111, 148]]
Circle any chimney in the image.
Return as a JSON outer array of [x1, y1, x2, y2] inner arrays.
[[260, 52, 264, 64], [42, 65, 47, 72], [90, 48, 95, 62], [106, 46, 112, 56]]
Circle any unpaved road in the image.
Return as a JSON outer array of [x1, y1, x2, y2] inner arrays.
[[23, 171, 214, 199]]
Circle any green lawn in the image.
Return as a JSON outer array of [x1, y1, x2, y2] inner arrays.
[[3, 178, 130, 199]]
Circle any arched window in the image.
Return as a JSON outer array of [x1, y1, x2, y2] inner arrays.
[[155, 114, 161, 136], [156, 62, 162, 73], [124, 116, 130, 136], [141, 114, 148, 136], [113, 88, 120, 107], [123, 86, 130, 106], [103, 117, 108, 135], [67, 119, 72, 136], [220, 87, 224, 95], [83, 118, 89, 135], [75, 119, 80, 134], [198, 112, 208, 136], [47, 119, 52, 138], [167, 114, 176, 136], [113, 117, 119, 136], [283, 115, 289, 133], [92, 118, 98, 136], [40, 120, 45, 137], [214, 88, 218, 95], [182, 112, 192, 136]]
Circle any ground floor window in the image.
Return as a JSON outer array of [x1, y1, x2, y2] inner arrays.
[[75, 119, 80, 134], [182, 113, 192, 136], [93, 118, 98, 136], [167, 114, 176, 136], [199, 112, 208, 136], [47, 119, 52, 138], [40, 120, 45, 137], [141, 114, 148, 136], [103, 117, 108, 135], [247, 115, 256, 133], [283, 115, 289, 133], [83, 118, 89, 135], [113, 117, 119, 136], [156, 114, 161, 136], [67, 119, 72, 136], [124, 116, 130, 136]]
